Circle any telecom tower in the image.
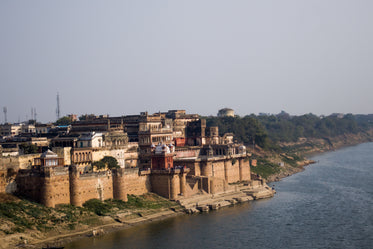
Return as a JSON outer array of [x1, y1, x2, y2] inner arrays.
[[34, 107, 37, 121], [56, 92, 60, 120], [31, 107, 37, 121], [3, 107, 7, 123]]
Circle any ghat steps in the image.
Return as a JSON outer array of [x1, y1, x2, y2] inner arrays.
[[177, 184, 275, 213]]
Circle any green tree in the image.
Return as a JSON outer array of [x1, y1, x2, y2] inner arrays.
[[19, 143, 39, 154], [92, 156, 119, 170], [55, 116, 72, 126]]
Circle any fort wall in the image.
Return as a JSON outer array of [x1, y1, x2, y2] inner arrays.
[[69, 167, 114, 206], [227, 159, 240, 183], [185, 176, 201, 196], [150, 170, 187, 200], [239, 158, 251, 181], [42, 167, 70, 207], [123, 168, 151, 195], [16, 170, 43, 202], [177, 156, 249, 184], [11, 155, 251, 207], [210, 177, 226, 194]]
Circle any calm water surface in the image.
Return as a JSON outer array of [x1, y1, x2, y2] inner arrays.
[[66, 143, 373, 249]]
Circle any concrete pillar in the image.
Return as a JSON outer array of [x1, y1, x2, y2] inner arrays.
[[113, 168, 128, 202]]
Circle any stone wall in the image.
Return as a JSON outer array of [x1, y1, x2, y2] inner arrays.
[[16, 169, 43, 202], [211, 160, 225, 179], [69, 168, 114, 206], [239, 158, 251, 181], [227, 159, 240, 183], [150, 171, 186, 200], [0, 153, 41, 170], [15, 165, 152, 207], [18, 154, 41, 169], [185, 176, 201, 196], [16, 167, 71, 207], [42, 167, 70, 207], [123, 168, 151, 195], [210, 177, 226, 194], [53, 147, 72, 165]]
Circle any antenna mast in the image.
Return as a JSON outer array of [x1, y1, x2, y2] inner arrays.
[[56, 92, 60, 120], [3, 107, 7, 123]]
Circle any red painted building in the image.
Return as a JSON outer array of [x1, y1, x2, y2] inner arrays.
[[151, 144, 174, 170]]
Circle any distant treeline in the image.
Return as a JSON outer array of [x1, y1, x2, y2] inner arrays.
[[205, 112, 373, 149]]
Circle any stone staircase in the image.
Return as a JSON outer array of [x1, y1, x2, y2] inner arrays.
[[176, 184, 275, 214]]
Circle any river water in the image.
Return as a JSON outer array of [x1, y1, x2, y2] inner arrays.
[[65, 143, 373, 249]]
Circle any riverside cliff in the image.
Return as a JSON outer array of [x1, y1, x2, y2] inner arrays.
[[251, 129, 373, 182]]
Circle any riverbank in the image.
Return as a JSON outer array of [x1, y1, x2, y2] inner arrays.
[[0, 182, 275, 249], [0, 193, 183, 249], [28, 208, 184, 249], [260, 129, 373, 182]]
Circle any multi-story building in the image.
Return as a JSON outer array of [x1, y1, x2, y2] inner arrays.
[[0, 123, 22, 137]]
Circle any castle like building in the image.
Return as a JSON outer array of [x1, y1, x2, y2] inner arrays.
[[1, 110, 253, 207]]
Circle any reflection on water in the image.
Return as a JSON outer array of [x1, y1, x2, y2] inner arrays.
[[66, 143, 373, 249]]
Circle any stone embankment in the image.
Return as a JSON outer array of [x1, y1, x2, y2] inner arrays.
[[178, 183, 275, 214]]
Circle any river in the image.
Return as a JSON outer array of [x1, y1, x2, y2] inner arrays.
[[65, 143, 373, 249]]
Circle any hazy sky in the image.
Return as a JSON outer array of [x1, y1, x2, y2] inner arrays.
[[1, 0, 372, 123]]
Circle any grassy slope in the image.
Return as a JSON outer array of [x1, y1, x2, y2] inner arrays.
[[0, 193, 180, 248]]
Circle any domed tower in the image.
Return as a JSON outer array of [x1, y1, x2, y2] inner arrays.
[[217, 108, 235, 117]]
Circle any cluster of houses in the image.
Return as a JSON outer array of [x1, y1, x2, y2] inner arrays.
[[0, 110, 256, 207]]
